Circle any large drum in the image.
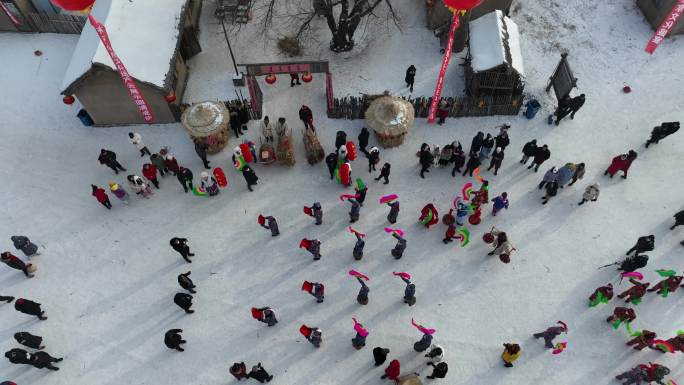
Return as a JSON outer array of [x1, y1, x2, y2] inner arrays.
[[181, 101, 230, 154]]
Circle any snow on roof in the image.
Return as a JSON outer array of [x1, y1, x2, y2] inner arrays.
[[468, 10, 525, 76], [61, 0, 187, 93]]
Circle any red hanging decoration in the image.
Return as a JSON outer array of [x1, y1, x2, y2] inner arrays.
[[49, 0, 95, 12], [302, 73, 313, 83], [165, 92, 176, 103], [427, 0, 483, 123], [265, 74, 277, 85], [443, 0, 482, 12], [63, 95, 75, 105]]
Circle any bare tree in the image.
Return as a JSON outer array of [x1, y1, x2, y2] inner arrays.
[[255, 0, 400, 53]]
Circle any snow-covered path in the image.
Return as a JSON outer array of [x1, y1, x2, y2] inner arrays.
[[1, 1, 684, 384]]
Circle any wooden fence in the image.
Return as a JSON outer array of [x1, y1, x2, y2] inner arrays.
[[26, 12, 86, 34], [327, 94, 524, 120]]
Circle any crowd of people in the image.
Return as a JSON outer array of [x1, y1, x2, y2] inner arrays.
[[3, 88, 681, 385]]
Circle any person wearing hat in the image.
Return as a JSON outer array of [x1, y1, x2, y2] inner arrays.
[[1, 252, 34, 278], [177, 271, 196, 293], [533, 321, 567, 348], [501, 343, 521, 367], [108, 181, 130, 204], [170, 237, 194, 263], [14, 331, 44, 350], [14, 298, 47, 320], [98, 148, 126, 174], [10, 236, 40, 257], [164, 329, 186, 352], [173, 293, 194, 314]]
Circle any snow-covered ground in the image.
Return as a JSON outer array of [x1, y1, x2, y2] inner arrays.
[[1, 0, 684, 384]]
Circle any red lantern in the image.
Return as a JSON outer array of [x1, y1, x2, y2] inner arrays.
[[443, 0, 482, 12], [49, 0, 95, 12], [265, 74, 277, 85], [165, 92, 176, 103], [302, 73, 313, 83], [63, 95, 75, 105]]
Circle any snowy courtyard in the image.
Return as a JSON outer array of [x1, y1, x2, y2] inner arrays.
[[1, 0, 684, 385]]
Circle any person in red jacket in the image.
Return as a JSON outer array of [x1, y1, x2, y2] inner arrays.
[[164, 154, 181, 176], [142, 163, 160, 189], [91, 184, 112, 209], [419, 204, 439, 229], [437, 101, 449, 125], [1, 252, 34, 278], [604, 150, 637, 179], [381, 359, 400, 382]]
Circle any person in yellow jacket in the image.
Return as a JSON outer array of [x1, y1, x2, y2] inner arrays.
[[502, 343, 521, 367]]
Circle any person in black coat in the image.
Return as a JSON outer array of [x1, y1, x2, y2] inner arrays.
[[358, 127, 370, 155], [237, 103, 250, 132], [367, 147, 380, 172], [194, 140, 211, 169], [14, 298, 47, 320], [626, 235, 655, 256], [242, 165, 259, 192], [521, 139, 537, 164], [299, 105, 314, 131], [248, 363, 273, 383], [325, 152, 338, 180], [170, 238, 194, 263], [529, 144, 550, 172], [618, 254, 649, 273], [14, 332, 44, 350], [569, 94, 586, 119], [488, 147, 505, 175], [463, 151, 481, 177], [419, 145, 434, 179], [177, 271, 196, 293], [470, 132, 484, 154], [174, 293, 194, 314], [29, 351, 62, 371], [451, 145, 466, 177], [405, 65, 416, 92], [646, 122, 679, 148], [671, 210, 684, 230], [495, 131, 510, 151], [5, 348, 32, 364], [375, 162, 391, 184], [98, 149, 126, 174], [230, 111, 243, 138], [373, 347, 390, 366], [177, 167, 194, 193], [0, 295, 14, 303], [164, 329, 186, 351], [335, 130, 347, 150], [427, 361, 448, 379]]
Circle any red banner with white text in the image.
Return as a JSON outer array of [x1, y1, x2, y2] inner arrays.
[[646, 0, 684, 54], [88, 14, 154, 123], [427, 14, 460, 123]]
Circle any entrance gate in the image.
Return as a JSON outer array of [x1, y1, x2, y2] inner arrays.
[[239, 61, 333, 120]]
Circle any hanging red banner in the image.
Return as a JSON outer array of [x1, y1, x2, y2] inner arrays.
[[0, 1, 23, 26], [427, 14, 460, 123], [645, 0, 684, 54], [87, 14, 155, 123]]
